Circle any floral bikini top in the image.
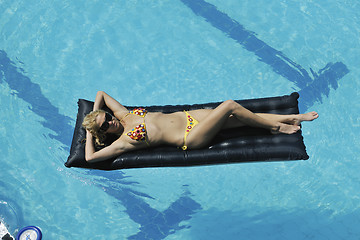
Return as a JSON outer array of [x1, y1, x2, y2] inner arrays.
[[122, 108, 149, 144]]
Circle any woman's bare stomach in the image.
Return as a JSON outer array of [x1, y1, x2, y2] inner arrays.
[[145, 111, 197, 146], [145, 109, 217, 146]]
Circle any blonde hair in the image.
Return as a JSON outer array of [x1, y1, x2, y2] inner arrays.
[[82, 109, 107, 146]]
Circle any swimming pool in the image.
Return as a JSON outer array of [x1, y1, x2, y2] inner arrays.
[[1, 0, 359, 239]]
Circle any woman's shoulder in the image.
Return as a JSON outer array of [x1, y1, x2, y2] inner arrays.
[[114, 110, 130, 120]]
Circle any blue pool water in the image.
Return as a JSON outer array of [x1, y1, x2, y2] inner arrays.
[[1, 0, 359, 239]]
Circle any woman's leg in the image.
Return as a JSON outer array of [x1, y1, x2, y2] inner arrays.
[[185, 100, 301, 149], [222, 112, 319, 129]]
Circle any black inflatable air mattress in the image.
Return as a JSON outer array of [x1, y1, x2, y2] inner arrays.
[[65, 92, 309, 170]]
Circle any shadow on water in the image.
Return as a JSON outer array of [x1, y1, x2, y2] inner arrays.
[[91, 170, 202, 239]]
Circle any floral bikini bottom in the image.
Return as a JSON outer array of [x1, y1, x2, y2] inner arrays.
[[182, 111, 199, 150]]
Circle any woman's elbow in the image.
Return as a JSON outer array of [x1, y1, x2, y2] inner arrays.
[[85, 154, 95, 163]]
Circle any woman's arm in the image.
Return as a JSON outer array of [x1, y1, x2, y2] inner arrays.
[[84, 91, 132, 163], [85, 130, 133, 163], [93, 91, 128, 114]]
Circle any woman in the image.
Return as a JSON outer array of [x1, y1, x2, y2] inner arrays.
[[83, 91, 318, 163]]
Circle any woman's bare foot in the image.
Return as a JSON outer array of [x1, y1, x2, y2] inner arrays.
[[271, 123, 300, 135], [294, 111, 319, 125]]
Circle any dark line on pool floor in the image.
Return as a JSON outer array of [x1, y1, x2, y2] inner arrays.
[[0, 50, 73, 149], [180, 0, 349, 111], [0, 49, 202, 240]]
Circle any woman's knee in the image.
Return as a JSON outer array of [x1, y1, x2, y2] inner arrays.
[[222, 100, 243, 113]]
